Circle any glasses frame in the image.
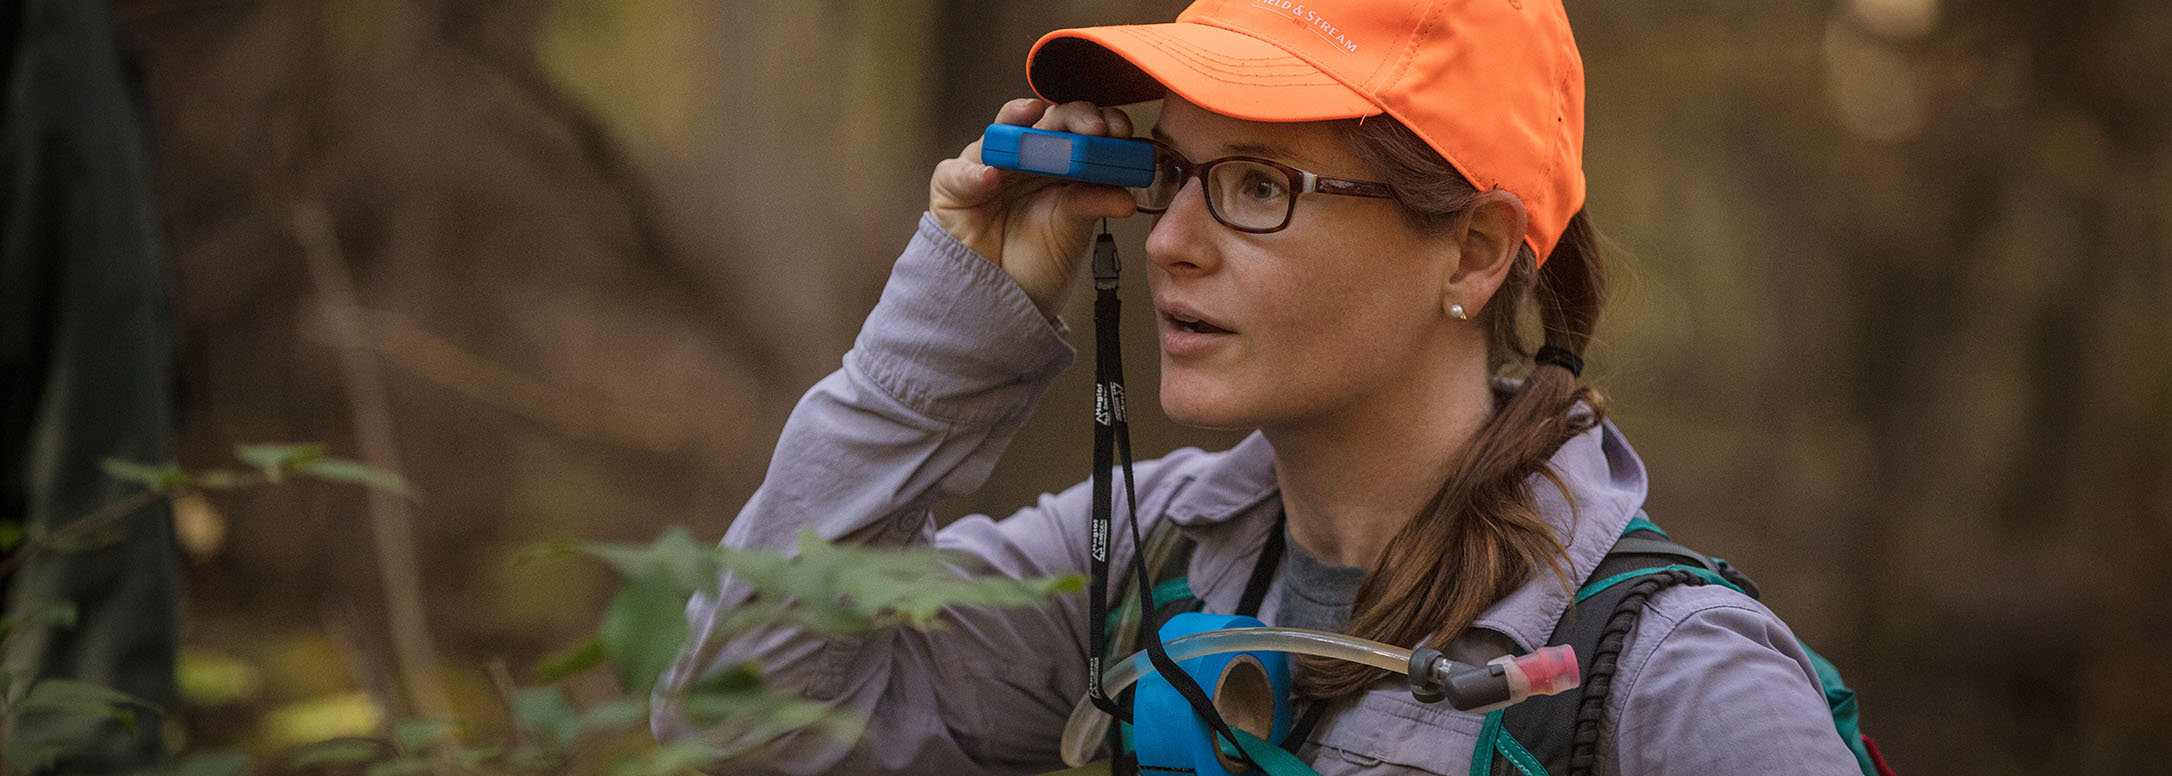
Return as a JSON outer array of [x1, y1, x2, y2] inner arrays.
[[1132, 140, 1399, 234]]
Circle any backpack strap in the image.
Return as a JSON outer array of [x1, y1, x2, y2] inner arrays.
[[1478, 517, 1892, 776], [1236, 520, 1286, 618], [1482, 518, 1749, 776], [1104, 516, 1202, 659]]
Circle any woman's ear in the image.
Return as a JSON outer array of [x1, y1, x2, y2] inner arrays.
[[1443, 189, 1528, 319]]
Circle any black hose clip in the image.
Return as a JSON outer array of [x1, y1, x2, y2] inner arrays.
[[1408, 646, 1448, 703], [1409, 647, 1518, 710]]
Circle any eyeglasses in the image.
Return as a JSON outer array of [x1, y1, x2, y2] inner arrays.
[[1131, 141, 1398, 233]]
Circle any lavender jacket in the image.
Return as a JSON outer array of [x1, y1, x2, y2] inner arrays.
[[652, 215, 1861, 776]]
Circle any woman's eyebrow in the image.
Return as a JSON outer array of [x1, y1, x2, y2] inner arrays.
[[1226, 141, 1294, 159], [1148, 126, 1296, 162]]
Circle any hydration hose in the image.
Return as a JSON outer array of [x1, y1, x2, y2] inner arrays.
[[1058, 626, 1580, 768]]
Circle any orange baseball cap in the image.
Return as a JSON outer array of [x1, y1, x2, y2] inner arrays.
[[1027, 0, 1586, 263]]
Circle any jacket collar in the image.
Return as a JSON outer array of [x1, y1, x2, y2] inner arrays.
[[1159, 431, 1281, 528], [1155, 406, 1649, 654], [1467, 416, 1647, 652]]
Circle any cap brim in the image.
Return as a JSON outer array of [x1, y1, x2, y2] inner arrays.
[[1029, 22, 1379, 123]]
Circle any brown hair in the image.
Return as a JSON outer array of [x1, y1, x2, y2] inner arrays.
[[1295, 116, 1611, 701]]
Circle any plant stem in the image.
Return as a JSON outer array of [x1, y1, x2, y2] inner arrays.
[[293, 199, 453, 722], [0, 489, 163, 578]]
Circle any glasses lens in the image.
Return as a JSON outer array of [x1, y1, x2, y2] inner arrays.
[[1207, 161, 1293, 231], [1133, 148, 1184, 211]]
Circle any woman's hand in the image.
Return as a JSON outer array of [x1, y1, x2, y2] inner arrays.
[[930, 99, 1139, 319]]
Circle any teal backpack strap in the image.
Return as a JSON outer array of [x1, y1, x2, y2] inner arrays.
[[1218, 728, 1323, 776], [1802, 642, 1889, 775], [1106, 517, 1197, 776], [1490, 517, 1728, 776], [1104, 518, 1201, 660], [1492, 516, 1892, 776], [1472, 708, 1549, 776]]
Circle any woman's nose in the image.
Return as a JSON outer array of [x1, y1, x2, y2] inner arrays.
[[1145, 178, 1219, 277]]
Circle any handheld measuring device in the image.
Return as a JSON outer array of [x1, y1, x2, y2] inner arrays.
[[981, 124, 1158, 188]]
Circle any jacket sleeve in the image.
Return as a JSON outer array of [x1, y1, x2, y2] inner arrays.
[[651, 214, 1138, 774], [1606, 585, 1864, 776]]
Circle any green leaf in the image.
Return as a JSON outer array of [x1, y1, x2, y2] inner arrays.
[[504, 744, 565, 774], [298, 458, 413, 496], [711, 543, 790, 590], [510, 686, 580, 749], [189, 469, 254, 490], [0, 520, 25, 551], [234, 443, 327, 480], [286, 737, 385, 768], [101, 459, 186, 492], [597, 578, 689, 693], [691, 661, 764, 695], [678, 690, 864, 754], [363, 757, 438, 776], [14, 601, 80, 631], [1, 740, 71, 774], [15, 677, 155, 728], [578, 697, 649, 733], [536, 639, 606, 683], [515, 537, 584, 567], [160, 751, 251, 776], [50, 526, 129, 555], [607, 741, 724, 776], [579, 527, 722, 593], [177, 649, 262, 707], [449, 743, 502, 768], [392, 718, 460, 752], [708, 597, 796, 638], [792, 601, 878, 634]]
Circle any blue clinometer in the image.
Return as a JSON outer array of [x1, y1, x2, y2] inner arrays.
[[981, 124, 1158, 188]]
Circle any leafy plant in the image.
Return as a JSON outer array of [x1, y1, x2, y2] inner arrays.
[[2, 443, 410, 774], [290, 527, 1085, 775], [3, 445, 1081, 775]]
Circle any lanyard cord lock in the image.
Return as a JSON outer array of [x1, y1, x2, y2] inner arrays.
[[1092, 225, 1120, 290]]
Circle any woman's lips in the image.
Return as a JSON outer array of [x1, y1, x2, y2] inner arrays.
[[1157, 305, 1232, 357], [1166, 312, 1228, 335]]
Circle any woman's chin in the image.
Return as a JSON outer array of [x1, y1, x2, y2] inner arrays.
[[1157, 383, 1255, 431]]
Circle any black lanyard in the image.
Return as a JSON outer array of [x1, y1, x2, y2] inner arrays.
[[1084, 226, 1258, 770]]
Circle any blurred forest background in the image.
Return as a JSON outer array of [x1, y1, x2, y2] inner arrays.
[[9, 0, 2167, 772]]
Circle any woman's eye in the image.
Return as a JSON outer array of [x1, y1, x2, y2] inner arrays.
[[1239, 169, 1286, 201]]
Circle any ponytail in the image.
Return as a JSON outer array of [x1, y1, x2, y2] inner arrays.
[[1299, 120, 1610, 701]]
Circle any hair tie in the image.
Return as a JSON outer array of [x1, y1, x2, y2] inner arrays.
[[1534, 346, 1584, 378]]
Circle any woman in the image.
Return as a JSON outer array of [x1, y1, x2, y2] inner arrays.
[[654, 1, 1861, 773]]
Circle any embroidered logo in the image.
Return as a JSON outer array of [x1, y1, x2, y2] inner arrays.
[[1248, 0, 1361, 55]]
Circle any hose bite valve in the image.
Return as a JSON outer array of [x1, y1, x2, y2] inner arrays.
[[1407, 644, 1581, 713]]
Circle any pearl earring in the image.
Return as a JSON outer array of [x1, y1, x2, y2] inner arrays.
[[1449, 303, 1467, 320]]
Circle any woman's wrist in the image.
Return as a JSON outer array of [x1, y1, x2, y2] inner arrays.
[[843, 215, 1077, 424]]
